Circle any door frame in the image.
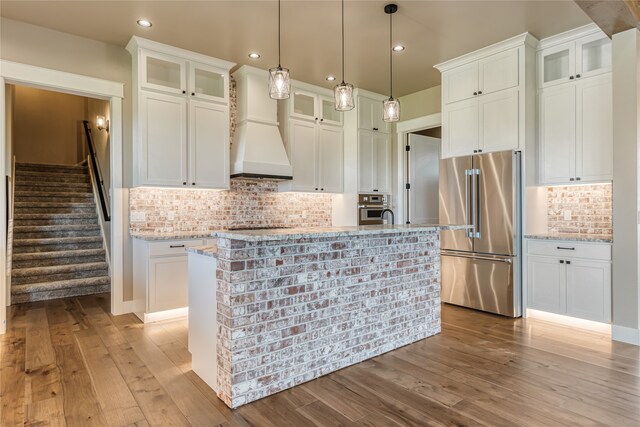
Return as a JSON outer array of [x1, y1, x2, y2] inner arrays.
[[395, 113, 441, 224], [0, 60, 126, 334]]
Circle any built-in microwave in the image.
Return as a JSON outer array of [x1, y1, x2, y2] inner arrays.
[[357, 194, 391, 225]]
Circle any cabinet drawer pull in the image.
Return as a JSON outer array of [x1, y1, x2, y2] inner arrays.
[[170, 244, 185, 248], [566, 260, 571, 265], [557, 246, 575, 251], [373, 127, 379, 131], [559, 260, 565, 264]]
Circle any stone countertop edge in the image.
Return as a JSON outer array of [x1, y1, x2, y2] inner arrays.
[[130, 232, 215, 241], [187, 245, 219, 258], [524, 233, 613, 243], [210, 224, 471, 241]]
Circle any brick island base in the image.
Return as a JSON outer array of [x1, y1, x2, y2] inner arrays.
[[188, 225, 463, 408]]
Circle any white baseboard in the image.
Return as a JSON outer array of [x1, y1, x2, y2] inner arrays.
[[526, 309, 611, 334], [612, 325, 640, 345], [143, 307, 189, 323], [114, 300, 135, 316]]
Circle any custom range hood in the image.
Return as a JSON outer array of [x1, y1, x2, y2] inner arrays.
[[230, 65, 293, 180]]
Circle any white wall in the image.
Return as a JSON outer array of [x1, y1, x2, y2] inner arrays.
[[612, 28, 640, 344], [0, 18, 134, 300]]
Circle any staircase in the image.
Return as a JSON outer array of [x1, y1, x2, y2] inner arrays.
[[11, 162, 110, 303]]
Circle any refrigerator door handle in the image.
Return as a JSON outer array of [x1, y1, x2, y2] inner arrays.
[[441, 251, 513, 264], [474, 168, 481, 239], [465, 169, 472, 238]]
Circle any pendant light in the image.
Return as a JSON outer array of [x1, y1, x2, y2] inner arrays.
[[383, 4, 400, 122], [269, 0, 290, 99], [334, 0, 354, 111]]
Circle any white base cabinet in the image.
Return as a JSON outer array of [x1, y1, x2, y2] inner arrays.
[[526, 239, 611, 323], [133, 238, 215, 323]]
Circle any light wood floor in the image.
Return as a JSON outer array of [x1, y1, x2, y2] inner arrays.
[[2, 294, 639, 426]]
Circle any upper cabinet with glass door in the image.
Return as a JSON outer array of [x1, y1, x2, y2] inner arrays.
[[141, 51, 187, 95], [287, 85, 343, 126], [538, 25, 611, 89]]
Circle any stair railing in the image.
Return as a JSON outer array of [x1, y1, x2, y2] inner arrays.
[[82, 120, 110, 222]]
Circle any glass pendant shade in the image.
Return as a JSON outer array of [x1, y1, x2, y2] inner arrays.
[[268, 66, 290, 100], [383, 97, 400, 123], [334, 82, 354, 111]]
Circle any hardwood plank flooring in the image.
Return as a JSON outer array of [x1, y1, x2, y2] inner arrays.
[[1, 293, 639, 426]]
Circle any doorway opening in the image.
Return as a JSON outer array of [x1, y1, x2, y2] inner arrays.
[[405, 127, 441, 225], [5, 84, 112, 304]]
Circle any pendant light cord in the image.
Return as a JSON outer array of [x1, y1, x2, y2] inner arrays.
[[389, 10, 393, 99], [278, 0, 282, 68], [341, 0, 345, 84]]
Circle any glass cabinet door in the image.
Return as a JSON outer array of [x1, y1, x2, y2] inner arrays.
[[291, 90, 318, 121], [539, 42, 574, 88], [189, 62, 227, 103], [576, 34, 611, 79], [142, 51, 187, 95], [320, 96, 342, 125]]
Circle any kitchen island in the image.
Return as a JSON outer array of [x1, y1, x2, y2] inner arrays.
[[187, 224, 468, 408]]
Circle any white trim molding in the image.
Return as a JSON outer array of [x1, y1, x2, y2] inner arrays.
[[0, 61, 128, 331], [612, 325, 640, 346]]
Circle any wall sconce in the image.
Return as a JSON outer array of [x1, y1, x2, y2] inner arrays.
[[96, 115, 109, 131]]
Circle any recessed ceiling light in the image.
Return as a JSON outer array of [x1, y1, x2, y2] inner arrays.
[[137, 19, 152, 28], [248, 53, 261, 59], [393, 45, 405, 52], [326, 76, 336, 81]]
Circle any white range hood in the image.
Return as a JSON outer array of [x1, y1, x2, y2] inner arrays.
[[230, 65, 293, 180]]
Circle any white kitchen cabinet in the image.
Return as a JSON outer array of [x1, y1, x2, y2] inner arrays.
[[188, 100, 229, 188], [358, 95, 389, 133], [358, 129, 391, 194], [538, 72, 611, 185], [289, 87, 343, 126], [128, 36, 235, 189], [526, 239, 611, 323], [539, 30, 610, 89], [133, 238, 215, 323], [436, 34, 537, 159], [139, 91, 188, 187], [279, 80, 344, 193], [527, 255, 566, 314]]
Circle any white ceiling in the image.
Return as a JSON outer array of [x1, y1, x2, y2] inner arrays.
[[0, 1, 592, 96]]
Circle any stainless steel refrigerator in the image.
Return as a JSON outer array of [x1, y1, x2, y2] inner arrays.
[[439, 150, 522, 317]]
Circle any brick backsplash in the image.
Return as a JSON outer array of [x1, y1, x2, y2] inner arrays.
[[129, 180, 332, 234], [547, 183, 612, 236], [214, 230, 441, 407]]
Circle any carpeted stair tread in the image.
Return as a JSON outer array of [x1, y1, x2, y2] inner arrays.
[[13, 236, 102, 246], [14, 224, 101, 233], [11, 276, 111, 303], [15, 201, 96, 208], [16, 181, 92, 191], [12, 248, 106, 269], [12, 262, 108, 277], [16, 162, 88, 172], [13, 224, 101, 239], [15, 191, 94, 198]]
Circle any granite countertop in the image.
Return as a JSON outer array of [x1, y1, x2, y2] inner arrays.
[[525, 233, 612, 243], [210, 224, 471, 242], [130, 231, 215, 241], [187, 245, 218, 258]]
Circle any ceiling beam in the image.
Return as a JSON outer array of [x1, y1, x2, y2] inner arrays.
[[574, 0, 640, 37]]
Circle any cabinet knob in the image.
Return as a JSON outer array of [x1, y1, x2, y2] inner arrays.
[[373, 189, 379, 192], [478, 91, 483, 95], [478, 149, 483, 153], [569, 76, 575, 80], [473, 92, 478, 96], [191, 92, 195, 96], [320, 118, 324, 122], [576, 177, 581, 181], [183, 182, 187, 185], [373, 127, 379, 131], [315, 188, 319, 191], [321, 188, 324, 191], [473, 150, 478, 153], [182, 90, 186, 94], [576, 74, 581, 78], [566, 260, 571, 265], [559, 260, 565, 264], [569, 178, 575, 181], [315, 117, 318, 121], [192, 182, 196, 185]]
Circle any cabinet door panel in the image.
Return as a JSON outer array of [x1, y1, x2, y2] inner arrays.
[[291, 89, 318, 122], [576, 74, 612, 182], [566, 260, 611, 322], [443, 62, 479, 104], [479, 88, 519, 153], [189, 62, 227, 103], [358, 130, 376, 193], [538, 42, 575, 88], [442, 98, 479, 158], [479, 48, 519, 95], [374, 133, 391, 194], [527, 255, 566, 314], [141, 51, 187, 95], [140, 91, 188, 186], [318, 125, 343, 193], [358, 96, 388, 133], [289, 120, 318, 191], [189, 100, 229, 188], [539, 84, 576, 184], [149, 256, 189, 312], [576, 33, 611, 79]]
